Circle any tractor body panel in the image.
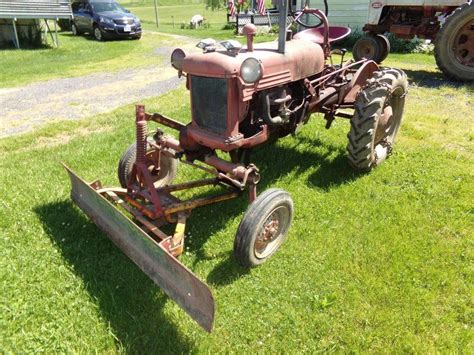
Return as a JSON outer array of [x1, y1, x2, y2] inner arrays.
[[180, 38, 326, 152], [366, 0, 467, 26], [182, 39, 324, 81]]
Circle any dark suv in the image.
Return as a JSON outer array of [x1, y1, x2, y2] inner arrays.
[[71, 0, 141, 41]]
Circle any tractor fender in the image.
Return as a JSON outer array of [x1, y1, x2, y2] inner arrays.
[[343, 60, 380, 104]]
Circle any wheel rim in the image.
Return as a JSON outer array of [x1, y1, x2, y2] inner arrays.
[[72, 24, 77, 35], [254, 205, 290, 259], [94, 28, 102, 40], [146, 150, 172, 186], [127, 149, 172, 186], [374, 87, 405, 147], [451, 19, 474, 67], [356, 39, 376, 59]]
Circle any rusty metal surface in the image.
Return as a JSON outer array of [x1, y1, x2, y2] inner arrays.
[[453, 19, 474, 67], [63, 164, 215, 332]]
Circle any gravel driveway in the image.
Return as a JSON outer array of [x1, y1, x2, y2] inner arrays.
[[0, 35, 195, 138]]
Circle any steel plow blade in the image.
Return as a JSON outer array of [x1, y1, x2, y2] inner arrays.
[[63, 164, 215, 332]]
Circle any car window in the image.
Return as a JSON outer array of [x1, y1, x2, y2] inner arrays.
[[90, 1, 125, 13], [72, 2, 84, 12]]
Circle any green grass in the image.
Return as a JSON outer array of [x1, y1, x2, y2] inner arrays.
[[0, 31, 174, 88], [0, 2, 275, 88], [126, 3, 276, 41], [1, 51, 473, 351]]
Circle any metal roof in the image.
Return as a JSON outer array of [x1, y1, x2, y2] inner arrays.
[[0, 0, 72, 20]]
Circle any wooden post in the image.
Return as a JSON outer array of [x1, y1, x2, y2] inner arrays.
[[12, 18, 20, 49], [153, 0, 159, 27], [53, 19, 59, 47], [45, 19, 55, 47]]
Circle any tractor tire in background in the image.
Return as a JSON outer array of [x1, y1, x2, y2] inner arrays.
[[347, 68, 408, 171], [117, 142, 178, 188], [434, 2, 474, 81], [353, 34, 390, 63], [376, 34, 390, 62], [234, 189, 293, 268]]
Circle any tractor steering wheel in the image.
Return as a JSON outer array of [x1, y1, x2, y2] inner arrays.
[[293, 0, 328, 28]]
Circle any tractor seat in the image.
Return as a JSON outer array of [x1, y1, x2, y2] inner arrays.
[[293, 26, 351, 45]]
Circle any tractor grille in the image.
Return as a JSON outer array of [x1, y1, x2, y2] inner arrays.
[[191, 76, 228, 134], [114, 18, 134, 25]]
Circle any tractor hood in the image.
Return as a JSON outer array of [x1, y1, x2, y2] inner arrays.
[[181, 39, 324, 84]]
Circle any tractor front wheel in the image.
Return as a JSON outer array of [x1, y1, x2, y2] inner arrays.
[[234, 189, 293, 268], [117, 142, 178, 188], [353, 34, 389, 63], [434, 2, 474, 81], [347, 68, 408, 171]]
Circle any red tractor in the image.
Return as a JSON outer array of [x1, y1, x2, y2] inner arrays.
[[353, 0, 474, 81], [65, 0, 408, 331]]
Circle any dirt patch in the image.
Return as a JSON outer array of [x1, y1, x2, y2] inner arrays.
[[0, 33, 198, 139]]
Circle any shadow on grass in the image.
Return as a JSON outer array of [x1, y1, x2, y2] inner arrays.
[[1, 42, 53, 50], [34, 133, 361, 343], [35, 201, 193, 352], [61, 32, 140, 42], [186, 138, 361, 285], [403, 69, 469, 89]]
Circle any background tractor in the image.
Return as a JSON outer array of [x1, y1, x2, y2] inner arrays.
[[65, 0, 408, 331], [353, 0, 474, 81]]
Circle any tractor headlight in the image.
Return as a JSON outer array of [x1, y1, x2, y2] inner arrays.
[[240, 57, 263, 84], [171, 48, 186, 71]]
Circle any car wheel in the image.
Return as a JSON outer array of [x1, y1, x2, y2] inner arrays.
[[71, 23, 81, 36], [93, 25, 105, 41]]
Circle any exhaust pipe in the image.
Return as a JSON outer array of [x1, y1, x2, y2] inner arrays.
[[278, 0, 288, 54]]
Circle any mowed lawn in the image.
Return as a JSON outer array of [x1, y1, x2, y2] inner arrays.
[[1, 43, 473, 352], [124, 2, 277, 41], [0, 31, 178, 88], [0, 1, 272, 88]]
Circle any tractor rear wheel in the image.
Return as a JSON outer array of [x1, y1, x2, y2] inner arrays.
[[347, 68, 408, 171], [118, 141, 178, 188], [234, 189, 293, 268], [434, 2, 474, 81], [353, 34, 388, 63]]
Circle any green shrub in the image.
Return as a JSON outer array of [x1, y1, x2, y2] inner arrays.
[[221, 22, 235, 30]]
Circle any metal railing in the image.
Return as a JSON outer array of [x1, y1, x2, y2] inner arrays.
[[228, 11, 293, 35], [0, 0, 72, 20]]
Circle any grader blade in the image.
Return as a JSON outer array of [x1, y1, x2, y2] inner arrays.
[[63, 164, 215, 332]]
